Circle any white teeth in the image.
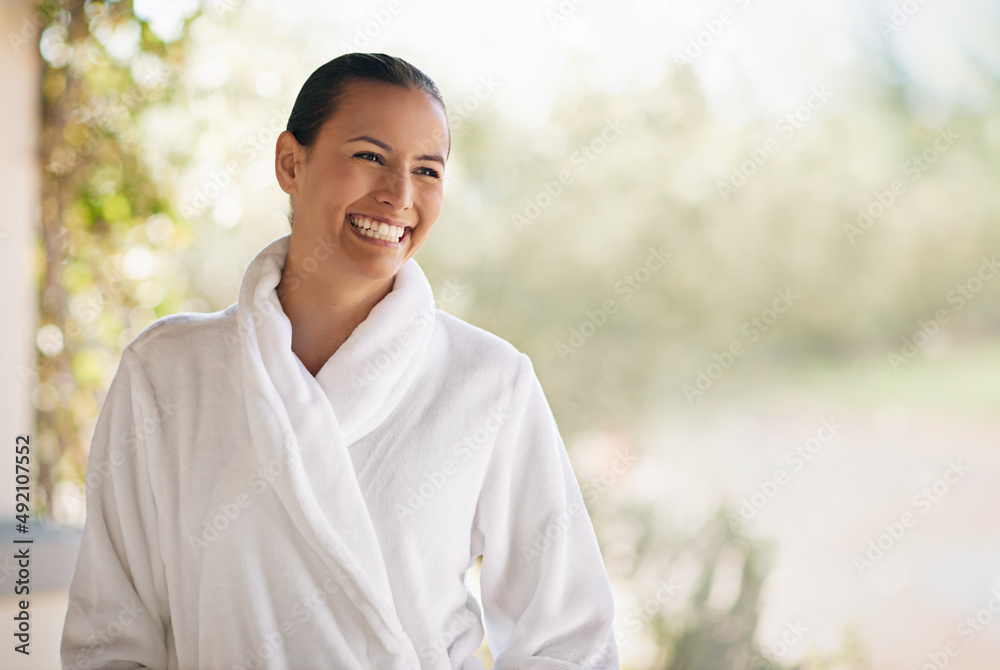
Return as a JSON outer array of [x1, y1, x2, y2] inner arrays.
[[349, 215, 406, 243]]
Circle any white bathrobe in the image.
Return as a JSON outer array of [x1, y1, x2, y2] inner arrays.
[[61, 234, 619, 670]]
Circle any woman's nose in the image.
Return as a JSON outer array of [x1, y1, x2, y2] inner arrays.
[[375, 169, 413, 210]]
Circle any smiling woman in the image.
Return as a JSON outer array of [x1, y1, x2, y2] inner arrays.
[[275, 64, 450, 375], [60, 53, 619, 670]]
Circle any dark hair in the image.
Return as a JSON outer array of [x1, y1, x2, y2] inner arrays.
[[283, 53, 449, 226]]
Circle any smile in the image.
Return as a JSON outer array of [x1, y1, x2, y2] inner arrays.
[[348, 214, 409, 244]]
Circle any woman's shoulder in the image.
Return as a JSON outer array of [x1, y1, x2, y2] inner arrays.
[[433, 309, 530, 374], [123, 304, 240, 369]]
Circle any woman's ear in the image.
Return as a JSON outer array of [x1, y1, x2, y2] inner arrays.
[[275, 130, 303, 196]]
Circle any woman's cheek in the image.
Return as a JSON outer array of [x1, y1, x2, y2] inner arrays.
[[424, 186, 444, 217]]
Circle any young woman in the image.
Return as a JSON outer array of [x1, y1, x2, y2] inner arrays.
[[61, 53, 619, 670]]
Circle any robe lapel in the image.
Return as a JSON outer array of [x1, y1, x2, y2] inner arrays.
[[237, 235, 425, 668], [315, 254, 437, 444]]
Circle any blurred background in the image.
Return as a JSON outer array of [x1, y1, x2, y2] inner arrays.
[[1, 0, 999, 667]]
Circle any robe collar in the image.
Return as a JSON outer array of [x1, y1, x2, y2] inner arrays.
[[236, 234, 429, 668]]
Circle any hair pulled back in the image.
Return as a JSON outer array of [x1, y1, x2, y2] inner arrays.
[[286, 52, 448, 159]]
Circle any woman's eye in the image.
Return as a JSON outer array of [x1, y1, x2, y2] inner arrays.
[[353, 152, 439, 179]]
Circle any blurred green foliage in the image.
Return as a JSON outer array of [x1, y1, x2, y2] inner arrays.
[[34, 0, 195, 518], [421, 68, 1000, 437]]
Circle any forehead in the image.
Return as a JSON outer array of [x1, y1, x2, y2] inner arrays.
[[318, 81, 449, 156]]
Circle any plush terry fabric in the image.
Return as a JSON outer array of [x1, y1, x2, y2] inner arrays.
[[61, 234, 620, 670]]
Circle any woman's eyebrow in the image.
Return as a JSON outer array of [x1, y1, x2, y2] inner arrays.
[[346, 135, 392, 151], [417, 152, 445, 166], [346, 135, 444, 165]]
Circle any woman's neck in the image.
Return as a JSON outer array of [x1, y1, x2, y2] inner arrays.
[[276, 245, 394, 377]]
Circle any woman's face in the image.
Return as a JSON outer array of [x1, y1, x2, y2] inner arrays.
[[276, 80, 449, 284]]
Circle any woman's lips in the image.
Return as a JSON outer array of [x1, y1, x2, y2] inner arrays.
[[346, 214, 411, 247]]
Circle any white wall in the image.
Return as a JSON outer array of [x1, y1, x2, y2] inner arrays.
[[0, 0, 40, 520]]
